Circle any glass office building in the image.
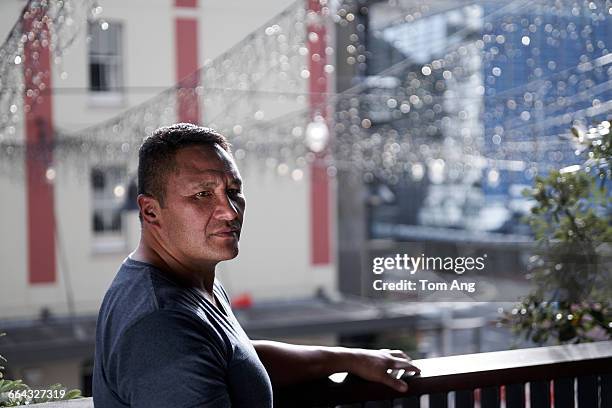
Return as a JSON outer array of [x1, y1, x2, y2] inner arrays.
[[342, 0, 611, 237]]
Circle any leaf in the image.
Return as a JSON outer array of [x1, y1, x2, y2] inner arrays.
[[64, 389, 83, 399]]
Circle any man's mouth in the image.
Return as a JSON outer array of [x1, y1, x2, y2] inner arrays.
[[211, 229, 240, 239]]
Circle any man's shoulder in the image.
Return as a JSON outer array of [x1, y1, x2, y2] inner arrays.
[[99, 259, 159, 324], [99, 259, 227, 338], [97, 259, 185, 350], [100, 257, 194, 318]]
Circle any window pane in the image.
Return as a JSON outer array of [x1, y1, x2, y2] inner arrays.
[[91, 168, 105, 189], [88, 21, 122, 92], [91, 166, 127, 234], [89, 63, 104, 91]]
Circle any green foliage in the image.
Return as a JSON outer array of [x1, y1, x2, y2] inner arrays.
[[0, 333, 82, 407], [503, 120, 612, 345]]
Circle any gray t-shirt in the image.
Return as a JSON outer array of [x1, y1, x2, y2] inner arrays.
[[93, 257, 273, 407]]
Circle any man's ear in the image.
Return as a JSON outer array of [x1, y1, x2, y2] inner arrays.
[[137, 194, 161, 226]]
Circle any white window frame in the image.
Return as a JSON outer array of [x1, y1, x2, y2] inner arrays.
[[88, 20, 124, 107], [91, 165, 128, 254]]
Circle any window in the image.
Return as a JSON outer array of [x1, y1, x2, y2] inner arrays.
[[88, 21, 123, 93], [91, 166, 128, 251]]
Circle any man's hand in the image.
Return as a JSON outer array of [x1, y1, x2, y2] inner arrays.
[[343, 348, 420, 393]]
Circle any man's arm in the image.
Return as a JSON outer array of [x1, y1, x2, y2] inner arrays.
[[252, 340, 419, 392]]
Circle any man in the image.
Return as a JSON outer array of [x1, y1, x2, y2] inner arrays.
[[93, 123, 419, 407]]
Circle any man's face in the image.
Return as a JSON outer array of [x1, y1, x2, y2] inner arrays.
[[158, 144, 245, 267]]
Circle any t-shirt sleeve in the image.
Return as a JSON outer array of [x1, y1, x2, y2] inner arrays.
[[111, 309, 231, 408]]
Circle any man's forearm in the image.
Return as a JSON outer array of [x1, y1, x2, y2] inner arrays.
[[252, 340, 354, 386]]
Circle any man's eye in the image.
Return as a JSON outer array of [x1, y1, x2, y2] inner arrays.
[[194, 191, 212, 199], [228, 189, 242, 197]]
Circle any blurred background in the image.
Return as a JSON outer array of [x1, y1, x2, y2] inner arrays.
[[0, 0, 610, 397]]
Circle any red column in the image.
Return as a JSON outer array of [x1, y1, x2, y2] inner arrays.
[[174, 0, 200, 124], [308, 0, 331, 265], [23, 4, 56, 284]]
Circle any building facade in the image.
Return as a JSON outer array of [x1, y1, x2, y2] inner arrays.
[[0, 0, 337, 391]]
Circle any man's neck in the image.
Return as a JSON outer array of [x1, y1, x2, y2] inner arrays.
[[130, 238, 216, 297]]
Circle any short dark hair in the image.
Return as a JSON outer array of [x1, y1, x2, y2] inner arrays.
[[137, 123, 231, 207]]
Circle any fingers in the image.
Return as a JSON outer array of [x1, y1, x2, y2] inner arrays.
[[389, 350, 410, 359], [378, 349, 420, 373], [389, 356, 421, 373], [380, 348, 412, 361], [389, 350, 410, 360], [350, 348, 420, 392], [386, 368, 405, 379]]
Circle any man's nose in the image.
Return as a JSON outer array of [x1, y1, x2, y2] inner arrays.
[[214, 194, 239, 220]]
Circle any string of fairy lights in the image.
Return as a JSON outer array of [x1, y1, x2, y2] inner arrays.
[[51, 0, 313, 180], [0, 0, 99, 136], [0, 0, 610, 188]]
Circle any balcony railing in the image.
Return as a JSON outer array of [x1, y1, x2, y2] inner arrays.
[[29, 340, 612, 407], [274, 340, 612, 407]]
